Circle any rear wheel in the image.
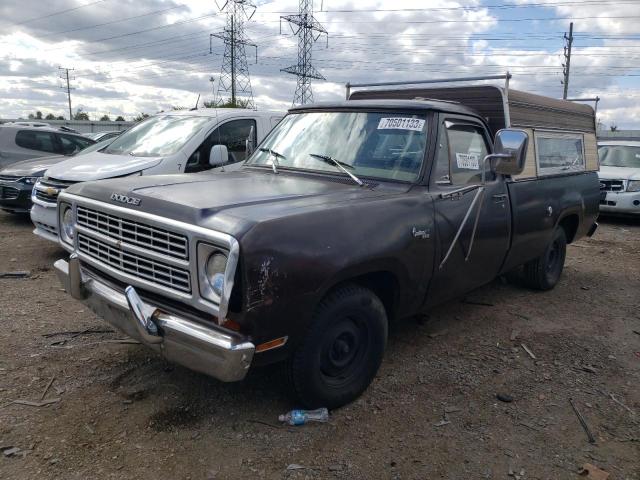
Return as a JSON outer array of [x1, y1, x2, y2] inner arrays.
[[523, 227, 567, 290], [287, 284, 388, 409]]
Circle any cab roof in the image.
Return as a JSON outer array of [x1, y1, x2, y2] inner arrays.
[[164, 108, 283, 118]]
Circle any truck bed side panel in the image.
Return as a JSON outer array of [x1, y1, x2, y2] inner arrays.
[[501, 172, 599, 273]]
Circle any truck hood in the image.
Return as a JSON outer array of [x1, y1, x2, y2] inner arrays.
[[598, 165, 640, 181], [44, 151, 163, 181], [67, 169, 409, 238], [0, 155, 66, 177]]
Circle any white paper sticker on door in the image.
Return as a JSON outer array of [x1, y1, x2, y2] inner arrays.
[[456, 152, 480, 170], [377, 117, 425, 131]]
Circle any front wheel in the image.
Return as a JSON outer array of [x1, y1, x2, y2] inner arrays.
[[287, 284, 388, 409], [523, 227, 567, 290]]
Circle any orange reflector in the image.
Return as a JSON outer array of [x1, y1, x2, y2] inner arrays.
[[255, 336, 288, 353], [221, 319, 242, 332]]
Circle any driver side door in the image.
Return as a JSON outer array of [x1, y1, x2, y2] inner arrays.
[[425, 114, 511, 307]]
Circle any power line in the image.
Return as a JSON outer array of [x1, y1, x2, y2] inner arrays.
[[3, 0, 109, 27]]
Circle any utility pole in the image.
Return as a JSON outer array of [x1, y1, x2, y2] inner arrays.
[[210, 1, 257, 108], [562, 22, 573, 100], [281, 0, 328, 105], [58, 66, 74, 120]]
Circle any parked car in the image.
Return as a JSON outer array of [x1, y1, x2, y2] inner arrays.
[[0, 124, 94, 169], [30, 108, 283, 241], [52, 79, 599, 408], [85, 131, 123, 142], [597, 141, 640, 215], [0, 138, 113, 214]]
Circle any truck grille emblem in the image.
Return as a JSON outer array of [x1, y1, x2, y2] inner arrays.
[[110, 193, 141, 206]]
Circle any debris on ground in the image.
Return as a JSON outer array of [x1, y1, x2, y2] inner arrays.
[[521, 343, 537, 360], [496, 393, 514, 403], [12, 398, 61, 407], [579, 463, 610, 480], [570, 398, 596, 443], [0, 270, 30, 279], [279, 408, 329, 426], [3, 447, 21, 458]]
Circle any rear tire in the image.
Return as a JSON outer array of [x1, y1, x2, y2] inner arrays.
[[523, 227, 567, 290], [287, 284, 388, 409]]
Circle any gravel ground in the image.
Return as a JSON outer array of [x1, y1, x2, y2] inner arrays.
[[0, 210, 639, 480]]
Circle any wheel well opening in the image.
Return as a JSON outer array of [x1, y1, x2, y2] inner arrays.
[[343, 271, 399, 322], [559, 214, 579, 243]]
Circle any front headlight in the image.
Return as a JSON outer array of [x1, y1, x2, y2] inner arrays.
[[198, 243, 229, 304], [627, 180, 640, 192], [21, 176, 38, 185], [60, 203, 75, 244]]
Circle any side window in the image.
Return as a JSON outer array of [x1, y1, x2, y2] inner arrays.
[[535, 132, 585, 175], [58, 134, 93, 155], [446, 123, 491, 185], [15, 130, 59, 154], [186, 119, 257, 173]]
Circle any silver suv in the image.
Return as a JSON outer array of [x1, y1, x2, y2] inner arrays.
[[0, 124, 94, 169]]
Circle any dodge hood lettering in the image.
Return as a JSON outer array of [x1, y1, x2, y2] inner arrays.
[[111, 193, 141, 206]]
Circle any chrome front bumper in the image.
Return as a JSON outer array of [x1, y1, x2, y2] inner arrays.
[[54, 255, 255, 382]]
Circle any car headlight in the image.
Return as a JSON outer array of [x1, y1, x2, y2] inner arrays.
[[60, 204, 75, 244], [627, 180, 640, 192], [198, 243, 229, 304], [21, 176, 38, 185]]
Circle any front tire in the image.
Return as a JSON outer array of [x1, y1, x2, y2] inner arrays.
[[523, 227, 567, 290], [288, 284, 388, 409]]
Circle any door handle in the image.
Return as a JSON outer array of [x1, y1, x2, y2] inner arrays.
[[492, 193, 507, 203]]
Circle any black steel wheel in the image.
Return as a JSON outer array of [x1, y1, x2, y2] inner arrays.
[[524, 227, 567, 290], [288, 284, 388, 409]]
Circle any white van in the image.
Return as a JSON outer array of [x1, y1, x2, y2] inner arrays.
[[31, 108, 283, 241]]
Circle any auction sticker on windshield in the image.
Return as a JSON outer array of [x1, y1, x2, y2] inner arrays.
[[377, 117, 425, 131], [456, 152, 480, 170]]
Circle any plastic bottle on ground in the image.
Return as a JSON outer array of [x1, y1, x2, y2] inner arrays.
[[278, 408, 329, 426]]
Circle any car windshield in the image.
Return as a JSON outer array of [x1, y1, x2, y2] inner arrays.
[[103, 115, 210, 157], [598, 145, 640, 168], [75, 138, 113, 155], [247, 111, 428, 182]]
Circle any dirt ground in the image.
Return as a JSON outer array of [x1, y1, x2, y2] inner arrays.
[[0, 210, 638, 480]]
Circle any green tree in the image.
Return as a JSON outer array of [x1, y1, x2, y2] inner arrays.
[[133, 113, 150, 122], [56, 115, 64, 120], [115, 115, 125, 122], [99, 114, 111, 121], [203, 98, 251, 109], [609, 124, 618, 132], [73, 108, 90, 121], [45, 113, 57, 120]]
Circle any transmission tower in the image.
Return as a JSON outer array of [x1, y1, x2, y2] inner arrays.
[[58, 67, 75, 120], [210, 1, 257, 109], [280, 0, 328, 105]]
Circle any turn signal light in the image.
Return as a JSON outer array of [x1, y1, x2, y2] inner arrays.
[[255, 336, 288, 353]]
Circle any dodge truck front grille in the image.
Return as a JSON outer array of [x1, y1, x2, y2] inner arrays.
[[78, 234, 191, 293], [0, 175, 19, 182], [599, 180, 625, 192], [77, 206, 188, 260]]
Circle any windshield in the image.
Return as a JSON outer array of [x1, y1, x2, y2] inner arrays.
[[247, 111, 428, 181], [599, 145, 640, 168], [75, 138, 113, 155], [103, 115, 210, 157]]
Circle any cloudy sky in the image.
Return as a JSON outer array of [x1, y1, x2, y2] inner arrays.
[[1, 0, 639, 128]]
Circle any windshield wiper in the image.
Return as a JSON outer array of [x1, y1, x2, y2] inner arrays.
[[308, 153, 364, 186], [259, 147, 286, 174]]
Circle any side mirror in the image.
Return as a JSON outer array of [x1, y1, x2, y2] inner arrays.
[[488, 129, 529, 176], [209, 144, 229, 167], [245, 125, 255, 156]]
